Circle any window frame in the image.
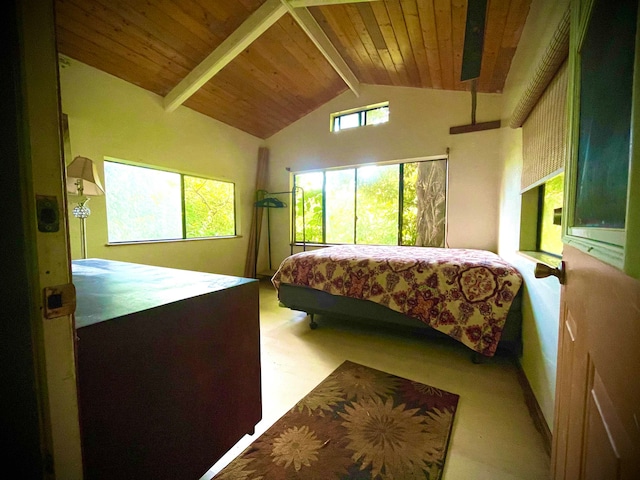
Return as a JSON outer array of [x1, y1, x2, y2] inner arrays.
[[292, 156, 448, 247], [104, 159, 237, 244], [519, 169, 564, 260], [536, 173, 563, 257], [330, 102, 389, 132]]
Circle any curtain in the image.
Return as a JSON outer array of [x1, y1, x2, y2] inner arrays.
[[415, 159, 447, 247]]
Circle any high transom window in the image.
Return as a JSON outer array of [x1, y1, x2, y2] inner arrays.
[[293, 158, 447, 247], [330, 102, 389, 132], [104, 160, 235, 243]]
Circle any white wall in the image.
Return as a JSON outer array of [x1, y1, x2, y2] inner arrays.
[[59, 58, 263, 276], [264, 0, 569, 433], [498, 0, 571, 430], [264, 83, 504, 270]]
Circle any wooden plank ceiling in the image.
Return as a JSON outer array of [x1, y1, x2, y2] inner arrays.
[[55, 0, 531, 139]]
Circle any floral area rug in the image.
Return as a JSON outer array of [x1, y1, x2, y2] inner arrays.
[[213, 360, 459, 480]]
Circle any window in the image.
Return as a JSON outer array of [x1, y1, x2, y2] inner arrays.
[[104, 160, 235, 242], [293, 158, 447, 247], [538, 172, 564, 256], [520, 171, 564, 258], [331, 103, 389, 132]]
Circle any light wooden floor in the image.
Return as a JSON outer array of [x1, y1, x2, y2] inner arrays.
[[201, 280, 550, 480]]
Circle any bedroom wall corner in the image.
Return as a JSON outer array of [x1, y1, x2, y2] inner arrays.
[[497, 0, 570, 433]]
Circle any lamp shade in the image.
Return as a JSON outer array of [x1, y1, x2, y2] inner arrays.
[[66, 156, 105, 196]]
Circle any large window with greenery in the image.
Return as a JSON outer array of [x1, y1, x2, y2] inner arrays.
[[293, 159, 447, 247], [104, 160, 235, 242]]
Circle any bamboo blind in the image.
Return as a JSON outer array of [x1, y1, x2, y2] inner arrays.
[[521, 60, 568, 190], [509, 6, 570, 129]]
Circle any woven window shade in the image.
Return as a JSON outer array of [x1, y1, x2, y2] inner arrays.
[[510, 6, 570, 129], [521, 60, 568, 190]]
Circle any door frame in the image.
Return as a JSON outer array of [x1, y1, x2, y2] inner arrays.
[[2, 0, 83, 477]]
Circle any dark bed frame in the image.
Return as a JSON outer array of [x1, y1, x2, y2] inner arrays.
[[277, 283, 523, 361]]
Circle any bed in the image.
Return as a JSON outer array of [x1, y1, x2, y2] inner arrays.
[[272, 245, 523, 359]]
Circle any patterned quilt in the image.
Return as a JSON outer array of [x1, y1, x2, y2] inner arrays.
[[272, 245, 523, 356]]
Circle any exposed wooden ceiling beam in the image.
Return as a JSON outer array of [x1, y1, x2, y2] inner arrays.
[[289, 0, 381, 7], [164, 0, 286, 112], [164, 0, 363, 112], [282, 2, 361, 97]]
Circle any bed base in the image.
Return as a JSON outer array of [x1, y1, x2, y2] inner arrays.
[[279, 283, 522, 361]]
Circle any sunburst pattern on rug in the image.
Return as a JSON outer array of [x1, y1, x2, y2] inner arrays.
[[213, 361, 459, 480]]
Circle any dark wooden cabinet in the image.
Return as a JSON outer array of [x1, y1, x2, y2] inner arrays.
[[73, 259, 261, 480]]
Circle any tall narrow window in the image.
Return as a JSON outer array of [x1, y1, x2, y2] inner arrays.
[[294, 171, 323, 243], [326, 169, 355, 243], [356, 165, 399, 245], [538, 172, 564, 256]]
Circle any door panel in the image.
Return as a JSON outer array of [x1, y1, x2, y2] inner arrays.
[[551, 307, 575, 479], [555, 305, 589, 479], [584, 398, 620, 480], [584, 370, 623, 479], [552, 246, 640, 479]]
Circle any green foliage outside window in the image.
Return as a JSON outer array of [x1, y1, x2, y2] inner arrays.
[[104, 160, 235, 242], [295, 172, 323, 243], [184, 177, 235, 238], [356, 165, 399, 245], [326, 170, 355, 243], [104, 161, 182, 242], [539, 173, 564, 256], [402, 162, 419, 245], [293, 159, 446, 247]]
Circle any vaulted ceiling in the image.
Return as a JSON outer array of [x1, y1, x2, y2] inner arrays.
[[55, 0, 532, 139]]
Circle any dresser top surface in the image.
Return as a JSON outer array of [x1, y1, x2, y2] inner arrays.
[[72, 258, 256, 328]]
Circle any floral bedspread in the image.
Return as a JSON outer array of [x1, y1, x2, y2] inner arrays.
[[272, 245, 523, 357]]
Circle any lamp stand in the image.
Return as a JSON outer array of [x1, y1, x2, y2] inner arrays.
[[79, 216, 87, 259], [73, 196, 91, 259]]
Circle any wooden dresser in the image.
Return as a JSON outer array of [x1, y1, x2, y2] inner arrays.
[[72, 259, 261, 479]]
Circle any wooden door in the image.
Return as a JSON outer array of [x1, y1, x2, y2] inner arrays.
[[551, 0, 640, 476], [551, 246, 640, 479]]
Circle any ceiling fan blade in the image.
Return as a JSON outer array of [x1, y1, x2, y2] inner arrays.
[[461, 0, 488, 81]]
